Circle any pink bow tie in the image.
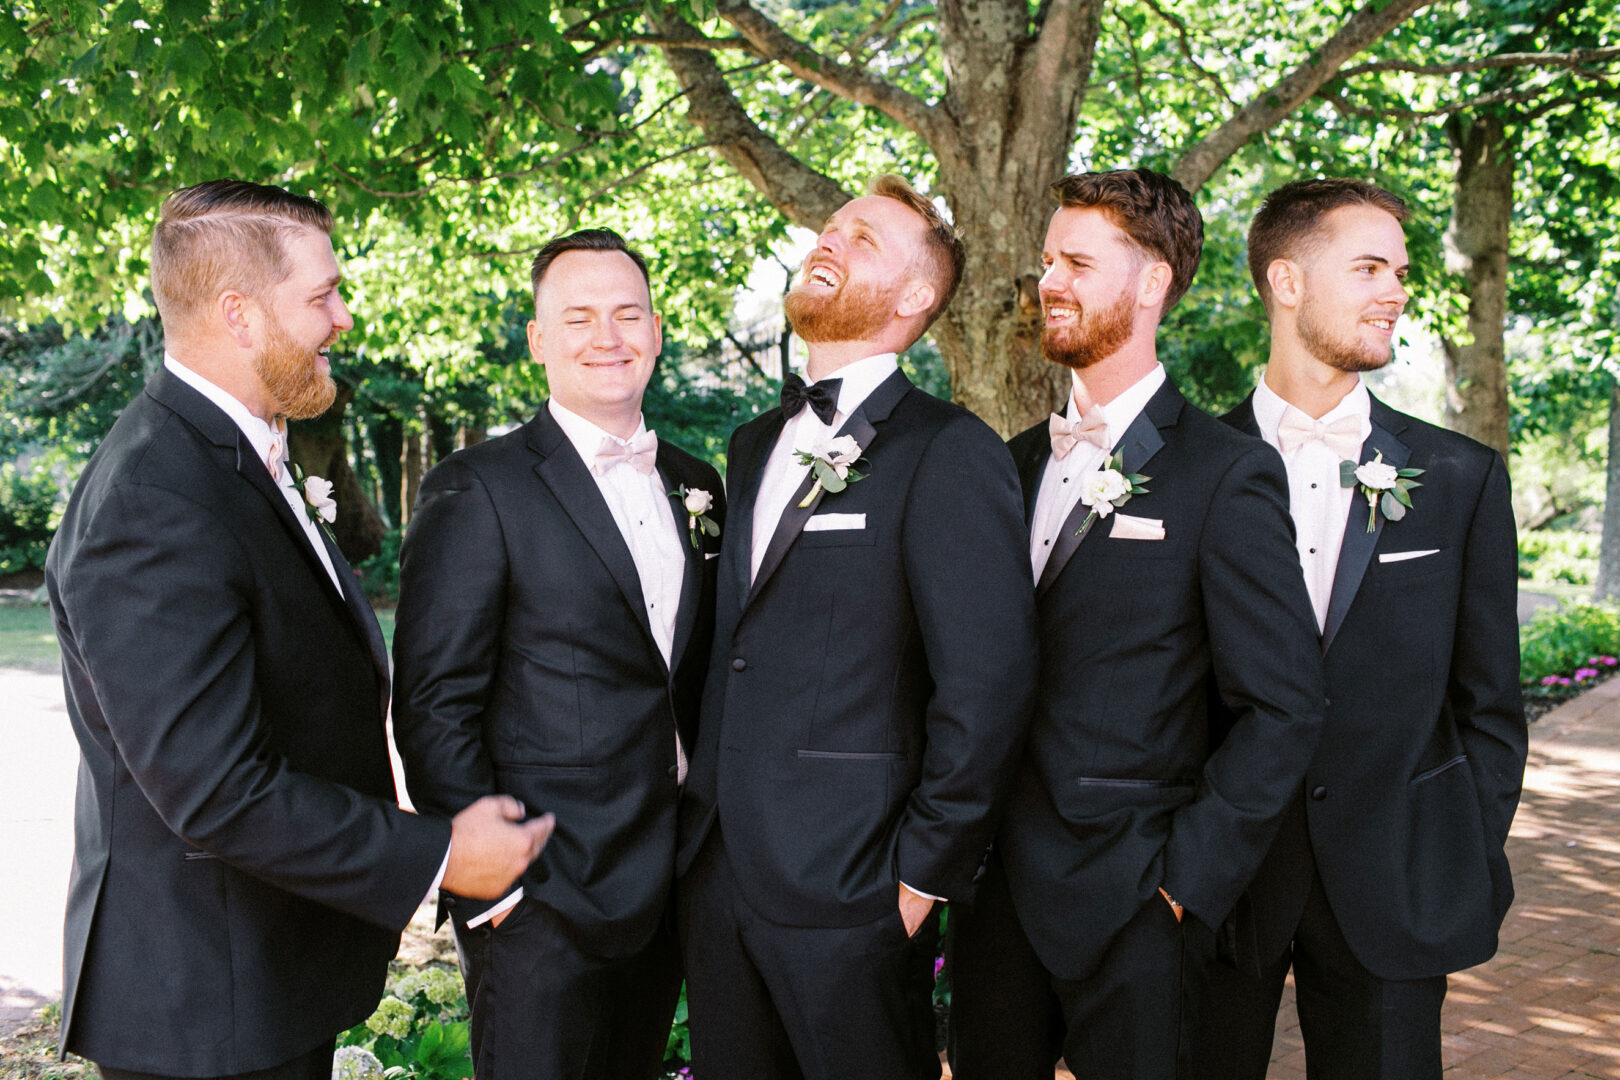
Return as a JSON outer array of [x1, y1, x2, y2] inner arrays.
[[593, 430, 658, 476], [265, 422, 289, 482], [1049, 407, 1109, 461], [1276, 408, 1362, 461]]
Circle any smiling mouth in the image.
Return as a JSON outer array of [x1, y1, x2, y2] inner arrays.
[[1365, 317, 1397, 332], [1043, 302, 1079, 324], [804, 263, 842, 288]]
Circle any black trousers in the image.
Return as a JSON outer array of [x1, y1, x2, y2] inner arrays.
[[1187, 860, 1448, 1080], [99, 1040, 335, 1080], [675, 832, 941, 1080], [946, 853, 1204, 1080], [452, 896, 681, 1080]]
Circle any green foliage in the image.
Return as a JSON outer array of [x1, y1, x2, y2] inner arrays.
[[0, 605, 62, 672], [339, 966, 471, 1080], [357, 527, 404, 602], [1518, 530, 1600, 585], [663, 984, 691, 1070], [1519, 602, 1620, 686], [0, 461, 64, 575]]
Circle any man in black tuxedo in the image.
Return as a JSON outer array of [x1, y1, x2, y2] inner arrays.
[[392, 228, 723, 1079], [1190, 180, 1526, 1079], [45, 180, 551, 1080], [945, 169, 1327, 1080], [676, 174, 1038, 1080]]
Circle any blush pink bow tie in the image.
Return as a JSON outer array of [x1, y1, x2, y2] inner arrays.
[[1276, 408, 1362, 461], [1049, 407, 1110, 461], [593, 430, 658, 476]]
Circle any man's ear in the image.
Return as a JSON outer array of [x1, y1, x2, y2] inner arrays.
[[219, 290, 255, 349], [526, 319, 544, 365], [1137, 261, 1173, 309], [896, 280, 936, 320], [1266, 259, 1303, 310]]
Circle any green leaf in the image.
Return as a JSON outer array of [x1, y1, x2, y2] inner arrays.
[[1339, 460, 1359, 487], [387, 23, 431, 81], [1380, 492, 1406, 521]]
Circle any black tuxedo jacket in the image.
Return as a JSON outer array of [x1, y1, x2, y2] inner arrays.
[[1222, 393, 1525, 980], [45, 367, 450, 1075], [677, 369, 1038, 926], [997, 378, 1327, 981], [392, 403, 723, 959]]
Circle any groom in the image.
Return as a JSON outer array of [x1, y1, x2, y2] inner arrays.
[[676, 174, 1038, 1080]]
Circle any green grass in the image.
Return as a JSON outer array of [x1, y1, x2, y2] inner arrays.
[[0, 606, 61, 672]]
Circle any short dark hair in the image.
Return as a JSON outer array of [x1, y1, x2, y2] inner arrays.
[[865, 173, 966, 329], [1049, 169, 1203, 312], [151, 179, 335, 331], [529, 228, 652, 310], [1248, 179, 1411, 312]]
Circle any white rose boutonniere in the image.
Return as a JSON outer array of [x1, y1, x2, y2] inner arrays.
[[291, 464, 337, 527], [794, 434, 866, 508], [1340, 451, 1424, 532], [1075, 452, 1149, 536], [670, 484, 720, 549]]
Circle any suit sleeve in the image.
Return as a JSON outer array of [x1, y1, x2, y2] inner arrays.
[[60, 483, 448, 932], [895, 416, 1039, 900], [392, 457, 509, 822], [1163, 443, 1327, 924], [1449, 452, 1526, 862]]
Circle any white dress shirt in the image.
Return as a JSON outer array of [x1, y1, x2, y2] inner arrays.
[[1251, 375, 1371, 632], [1029, 365, 1166, 581], [749, 352, 899, 583], [472, 401, 691, 928], [163, 356, 344, 596]]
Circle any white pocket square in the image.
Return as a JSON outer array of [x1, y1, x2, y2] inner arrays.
[[1109, 513, 1165, 541], [1379, 549, 1439, 563], [705, 552, 720, 560], [804, 512, 866, 532]]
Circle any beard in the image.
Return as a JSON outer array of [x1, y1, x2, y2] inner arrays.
[[1040, 286, 1136, 370], [256, 312, 337, 421], [1296, 292, 1394, 374], [784, 274, 900, 344]]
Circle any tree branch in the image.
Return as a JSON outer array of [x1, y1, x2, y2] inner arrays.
[[714, 0, 942, 145], [1138, 0, 1237, 105], [1320, 82, 1605, 121], [1339, 44, 1620, 78], [652, 9, 851, 231], [1170, 0, 1431, 193]]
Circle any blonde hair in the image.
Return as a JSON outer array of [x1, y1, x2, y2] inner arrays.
[[150, 180, 335, 331], [865, 174, 966, 328]]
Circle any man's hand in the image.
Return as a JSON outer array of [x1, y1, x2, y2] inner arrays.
[[899, 883, 936, 938], [442, 795, 554, 900]]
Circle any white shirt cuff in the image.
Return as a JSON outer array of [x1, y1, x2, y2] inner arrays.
[[425, 845, 449, 906], [464, 887, 525, 928]]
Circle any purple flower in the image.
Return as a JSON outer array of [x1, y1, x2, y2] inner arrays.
[[1541, 675, 1562, 685], [934, 955, 946, 978], [1576, 668, 1600, 680], [1559, 677, 1573, 686], [1602, 657, 1618, 666]]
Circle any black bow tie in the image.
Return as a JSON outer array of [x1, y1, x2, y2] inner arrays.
[[780, 373, 842, 426]]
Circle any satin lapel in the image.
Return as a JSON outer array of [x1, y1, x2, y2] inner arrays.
[[231, 434, 362, 618], [528, 409, 659, 652], [658, 447, 704, 677], [316, 523, 391, 712], [723, 411, 785, 614], [1035, 385, 1173, 597], [1016, 436, 1046, 527], [1321, 407, 1411, 654], [746, 410, 877, 609]]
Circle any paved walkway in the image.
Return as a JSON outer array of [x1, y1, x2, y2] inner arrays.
[[6, 666, 1620, 1077]]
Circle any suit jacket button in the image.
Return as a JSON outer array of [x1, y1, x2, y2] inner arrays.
[[1310, 785, 1328, 801], [667, 765, 680, 779], [732, 657, 747, 672]]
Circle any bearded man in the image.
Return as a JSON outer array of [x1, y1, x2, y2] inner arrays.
[[45, 179, 550, 1080], [675, 174, 1038, 1080], [1189, 179, 1525, 1080], [945, 168, 1326, 1080]]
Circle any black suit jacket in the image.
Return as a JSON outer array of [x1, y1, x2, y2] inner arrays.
[[997, 378, 1327, 981], [677, 369, 1038, 926], [392, 403, 723, 959], [1222, 393, 1525, 980], [45, 367, 450, 1075]]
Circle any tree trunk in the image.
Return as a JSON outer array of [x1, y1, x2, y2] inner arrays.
[[401, 418, 424, 527], [1594, 381, 1620, 602], [287, 384, 386, 563], [426, 409, 457, 466], [367, 413, 404, 528], [1441, 112, 1514, 459], [461, 423, 488, 449]]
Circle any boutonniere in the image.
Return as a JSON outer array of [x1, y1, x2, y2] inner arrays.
[[1340, 452, 1423, 532], [794, 434, 866, 507], [1075, 452, 1150, 535], [291, 464, 337, 529], [670, 485, 720, 549]]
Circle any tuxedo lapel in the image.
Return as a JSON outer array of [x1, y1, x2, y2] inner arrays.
[[725, 412, 786, 613], [658, 446, 705, 676], [1321, 400, 1411, 654], [1036, 381, 1176, 597], [316, 524, 391, 713], [1015, 436, 1046, 527], [527, 407, 660, 652], [744, 369, 909, 611]]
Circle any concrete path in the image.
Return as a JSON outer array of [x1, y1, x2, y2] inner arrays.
[[6, 663, 1620, 1078]]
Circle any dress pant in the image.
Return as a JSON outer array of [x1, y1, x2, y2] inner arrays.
[[98, 1040, 336, 1080], [1188, 857, 1447, 1080], [675, 831, 941, 1080], [947, 853, 1204, 1080], [452, 896, 681, 1080]]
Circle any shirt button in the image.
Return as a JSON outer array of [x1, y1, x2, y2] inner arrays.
[[1310, 483, 1317, 489], [1062, 477, 1069, 483], [1309, 547, 1316, 554], [1044, 539, 1051, 547], [1311, 785, 1328, 801]]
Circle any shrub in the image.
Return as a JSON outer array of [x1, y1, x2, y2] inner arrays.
[[357, 527, 403, 602], [338, 966, 470, 1080], [0, 461, 61, 575], [1518, 530, 1599, 585], [1519, 602, 1620, 687]]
